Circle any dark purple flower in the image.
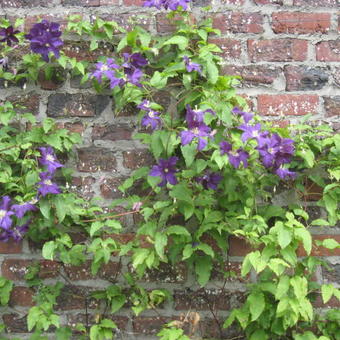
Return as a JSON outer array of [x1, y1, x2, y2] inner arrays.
[[275, 167, 296, 180], [232, 107, 253, 124], [220, 141, 249, 169], [12, 200, 38, 219], [183, 56, 202, 74], [180, 122, 211, 151], [0, 196, 14, 231], [149, 157, 178, 187], [122, 53, 148, 69], [37, 172, 61, 197], [185, 104, 215, 124], [138, 100, 161, 130], [25, 20, 63, 62], [0, 26, 20, 47], [0, 56, 9, 70], [39, 147, 63, 174], [196, 172, 222, 190], [0, 222, 30, 242], [125, 67, 144, 87], [91, 59, 119, 83], [238, 123, 262, 143]]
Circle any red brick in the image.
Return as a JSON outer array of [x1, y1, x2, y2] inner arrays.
[[272, 12, 331, 34], [301, 179, 324, 201], [92, 124, 134, 141], [284, 66, 329, 91], [61, 122, 85, 134], [71, 176, 95, 199], [248, 39, 308, 62], [9, 286, 35, 307], [6, 92, 40, 115], [100, 0, 119, 3], [2, 314, 28, 333], [123, 150, 153, 169], [222, 65, 281, 86], [313, 295, 340, 308], [297, 235, 340, 257], [64, 260, 121, 281], [0, 240, 22, 254], [137, 262, 187, 283], [123, 0, 143, 5], [37, 68, 66, 90], [174, 289, 230, 310], [211, 262, 250, 282], [100, 177, 126, 199], [254, 0, 283, 3], [323, 96, 340, 116], [228, 236, 253, 256], [1, 0, 49, 7], [293, 0, 338, 6], [1, 259, 60, 280], [316, 41, 340, 62], [208, 37, 242, 60], [77, 147, 117, 172], [47, 94, 110, 118], [133, 317, 171, 335], [156, 13, 195, 33], [212, 12, 263, 34], [257, 94, 319, 116]]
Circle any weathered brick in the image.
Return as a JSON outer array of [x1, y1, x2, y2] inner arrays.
[[208, 37, 242, 60], [77, 147, 117, 172], [212, 12, 263, 34], [192, 0, 211, 6], [1, 0, 49, 7], [6, 92, 40, 115], [248, 39, 308, 62], [92, 124, 134, 141], [123, 150, 153, 169], [57, 122, 85, 134], [100, 177, 126, 199], [222, 65, 281, 86], [284, 66, 329, 91], [101, 13, 151, 32], [2, 313, 28, 333], [64, 260, 121, 281], [0, 239, 22, 254], [63, 41, 113, 62], [313, 295, 340, 308], [297, 235, 340, 257], [38, 68, 66, 91], [1, 259, 60, 280], [316, 41, 340, 62], [334, 67, 340, 87], [228, 236, 253, 256], [70, 74, 92, 89], [25, 14, 70, 31], [272, 12, 331, 34], [322, 262, 340, 284], [221, 0, 244, 4], [323, 96, 340, 116], [257, 94, 319, 116], [174, 289, 230, 310], [123, 0, 143, 5], [56, 285, 99, 310], [156, 13, 194, 33], [137, 262, 187, 283], [133, 317, 171, 335], [71, 176, 95, 199], [201, 318, 244, 339], [62, 0, 100, 6], [254, 0, 283, 4], [9, 286, 35, 307], [293, 0, 338, 6], [47, 94, 109, 117], [211, 262, 250, 282]]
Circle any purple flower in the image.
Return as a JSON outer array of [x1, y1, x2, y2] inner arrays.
[[0, 26, 20, 47], [0, 222, 30, 242], [91, 59, 119, 83], [232, 107, 253, 124], [37, 172, 61, 197], [12, 200, 38, 219], [275, 167, 296, 180], [149, 157, 178, 187], [196, 172, 222, 190], [186, 104, 215, 124], [122, 53, 148, 69], [0, 196, 14, 231], [180, 122, 211, 151], [138, 100, 162, 130], [39, 147, 63, 174], [125, 67, 144, 87], [238, 123, 262, 143], [183, 56, 202, 74], [220, 141, 249, 169], [143, 0, 190, 10], [25, 20, 63, 62]]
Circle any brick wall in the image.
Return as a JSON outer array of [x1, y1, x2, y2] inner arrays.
[[0, 0, 339, 338]]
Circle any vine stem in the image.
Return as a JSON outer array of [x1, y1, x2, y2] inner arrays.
[[80, 210, 137, 223]]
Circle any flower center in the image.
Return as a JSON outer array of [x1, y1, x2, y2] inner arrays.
[[148, 111, 156, 118], [164, 168, 169, 173], [253, 131, 259, 137], [101, 65, 109, 72], [43, 179, 52, 186], [191, 127, 200, 135], [46, 154, 54, 162], [0, 210, 6, 218]]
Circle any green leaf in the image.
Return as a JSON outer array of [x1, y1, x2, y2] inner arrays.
[[250, 330, 268, 340], [248, 292, 265, 321], [170, 183, 192, 204], [320, 238, 339, 250], [278, 226, 292, 249], [155, 232, 167, 260], [195, 256, 212, 287], [42, 118, 55, 133], [275, 275, 290, 299], [181, 144, 196, 167], [90, 221, 104, 237], [166, 225, 191, 238], [54, 195, 66, 223], [295, 228, 312, 255], [42, 241, 56, 260], [0, 277, 13, 306], [206, 59, 218, 84], [163, 35, 188, 50], [290, 276, 308, 299], [321, 284, 334, 304]]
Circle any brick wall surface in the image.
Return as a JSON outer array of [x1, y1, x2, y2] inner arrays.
[[0, 0, 339, 338]]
